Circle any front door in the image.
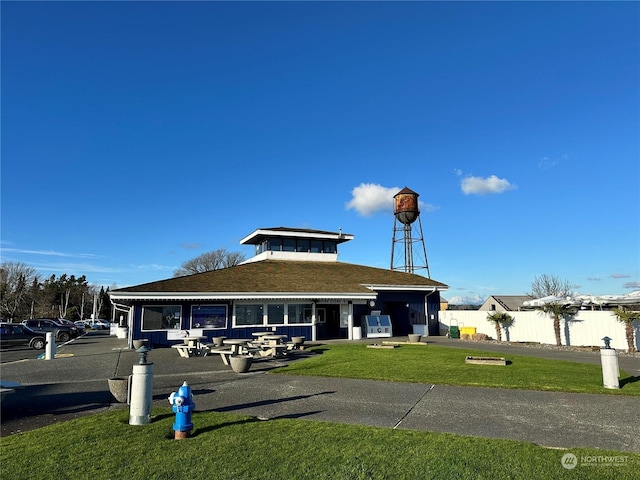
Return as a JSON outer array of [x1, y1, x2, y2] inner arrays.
[[315, 305, 342, 339]]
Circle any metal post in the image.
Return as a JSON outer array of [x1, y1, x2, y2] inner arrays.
[[45, 332, 55, 360], [600, 336, 620, 389], [129, 347, 154, 425]]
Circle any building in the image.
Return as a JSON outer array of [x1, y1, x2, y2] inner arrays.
[[109, 227, 448, 347], [478, 295, 534, 312]]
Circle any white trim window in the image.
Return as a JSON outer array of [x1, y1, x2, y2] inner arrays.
[[235, 304, 264, 326], [288, 303, 312, 324], [233, 302, 313, 327], [142, 305, 182, 331], [191, 305, 228, 329], [267, 304, 285, 325]]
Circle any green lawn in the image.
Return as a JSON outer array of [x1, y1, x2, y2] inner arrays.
[[1, 408, 638, 480], [272, 344, 640, 395]]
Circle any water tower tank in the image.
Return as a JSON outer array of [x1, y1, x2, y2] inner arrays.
[[394, 187, 419, 225]]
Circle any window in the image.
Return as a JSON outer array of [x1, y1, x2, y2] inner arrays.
[[235, 304, 264, 326], [268, 239, 282, 251], [302, 307, 325, 323], [191, 305, 227, 329], [283, 238, 296, 252], [324, 241, 336, 253], [267, 304, 285, 325], [297, 239, 310, 252], [288, 303, 312, 324], [142, 306, 182, 331], [310, 240, 322, 253]]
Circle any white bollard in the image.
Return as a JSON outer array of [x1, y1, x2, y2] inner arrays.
[[45, 332, 56, 360], [129, 363, 154, 425], [600, 348, 620, 389]]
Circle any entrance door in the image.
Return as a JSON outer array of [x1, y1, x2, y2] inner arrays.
[[315, 305, 342, 339], [382, 302, 411, 336]]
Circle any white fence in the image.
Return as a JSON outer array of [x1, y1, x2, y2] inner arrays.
[[438, 310, 639, 351]]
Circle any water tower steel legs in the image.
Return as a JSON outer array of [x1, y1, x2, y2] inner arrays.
[[391, 216, 430, 278]]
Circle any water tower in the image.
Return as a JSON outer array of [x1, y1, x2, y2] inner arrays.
[[390, 187, 431, 277]]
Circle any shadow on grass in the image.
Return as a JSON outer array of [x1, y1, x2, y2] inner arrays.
[[189, 417, 260, 437], [620, 376, 640, 388], [306, 347, 329, 354], [189, 410, 326, 437]]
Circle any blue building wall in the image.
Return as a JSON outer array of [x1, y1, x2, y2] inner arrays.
[[129, 290, 441, 347], [130, 301, 313, 347]]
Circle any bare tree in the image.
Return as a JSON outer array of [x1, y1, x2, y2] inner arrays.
[[528, 274, 572, 298], [0, 262, 39, 321], [222, 251, 247, 268], [173, 248, 246, 277]]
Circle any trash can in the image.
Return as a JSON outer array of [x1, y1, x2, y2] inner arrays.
[[449, 326, 460, 339], [352, 326, 362, 340]]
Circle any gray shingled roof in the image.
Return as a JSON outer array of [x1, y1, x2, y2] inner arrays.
[[486, 295, 534, 311]]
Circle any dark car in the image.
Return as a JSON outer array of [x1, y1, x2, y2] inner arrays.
[[0, 323, 46, 349], [22, 319, 79, 343], [57, 318, 85, 334]]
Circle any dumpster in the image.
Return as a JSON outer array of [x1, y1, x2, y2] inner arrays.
[[449, 325, 460, 339]]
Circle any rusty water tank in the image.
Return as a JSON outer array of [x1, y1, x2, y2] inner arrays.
[[393, 187, 420, 225]]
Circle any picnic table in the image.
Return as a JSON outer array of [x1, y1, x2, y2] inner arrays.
[[223, 338, 253, 354], [171, 336, 208, 357], [183, 336, 205, 347], [251, 332, 274, 342], [206, 339, 254, 365], [253, 334, 289, 357]]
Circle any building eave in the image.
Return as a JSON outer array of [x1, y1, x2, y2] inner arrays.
[[364, 284, 448, 292], [240, 227, 354, 245], [108, 291, 377, 302]]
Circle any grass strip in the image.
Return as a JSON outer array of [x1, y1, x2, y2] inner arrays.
[[1, 408, 638, 480], [273, 344, 640, 395]]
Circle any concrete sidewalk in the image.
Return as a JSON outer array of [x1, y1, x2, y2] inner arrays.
[[1, 332, 639, 453]]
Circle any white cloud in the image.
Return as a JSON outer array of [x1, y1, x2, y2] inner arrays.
[[135, 263, 174, 271], [346, 183, 439, 216], [346, 183, 400, 216], [461, 175, 517, 195], [611, 273, 631, 279], [623, 281, 640, 289], [1, 247, 97, 258], [180, 243, 202, 250], [539, 154, 568, 169], [538, 156, 557, 169], [447, 295, 485, 305], [30, 262, 121, 274]]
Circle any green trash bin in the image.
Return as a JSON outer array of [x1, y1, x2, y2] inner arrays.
[[449, 326, 460, 339]]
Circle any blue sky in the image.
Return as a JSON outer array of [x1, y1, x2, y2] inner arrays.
[[2, 1, 638, 304]]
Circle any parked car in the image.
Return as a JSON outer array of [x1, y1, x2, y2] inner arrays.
[[0, 323, 46, 349], [55, 318, 86, 334], [57, 318, 85, 333], [84, 319, 112, 330], [22, 319, 79, 343], [73, 321, 88, 332]]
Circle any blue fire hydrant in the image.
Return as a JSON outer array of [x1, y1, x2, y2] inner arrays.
[[168, 381, 195, 439]]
